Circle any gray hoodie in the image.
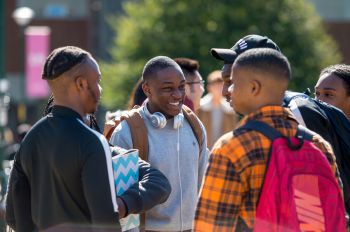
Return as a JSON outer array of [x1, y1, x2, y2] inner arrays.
[[110, 106, 209, 231]]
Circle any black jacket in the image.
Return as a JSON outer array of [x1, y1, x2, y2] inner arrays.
[[6, 106, 171, 231]]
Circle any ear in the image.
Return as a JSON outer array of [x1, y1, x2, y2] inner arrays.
[[251, 79, 261, 96], [142, 82, 151, 97], [75, 76, 88, 92]]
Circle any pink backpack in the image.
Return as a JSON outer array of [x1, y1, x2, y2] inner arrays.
[[242, 120, 346, 232]]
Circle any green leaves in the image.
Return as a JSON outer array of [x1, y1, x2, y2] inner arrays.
[[101, 0, 341, 110]]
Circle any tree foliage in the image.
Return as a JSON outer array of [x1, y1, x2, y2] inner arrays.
[[101, 0, 341, 110]]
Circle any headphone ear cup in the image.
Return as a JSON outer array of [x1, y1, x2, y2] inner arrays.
[[150, 112, 167, 129], [173, 112, 184, 129]]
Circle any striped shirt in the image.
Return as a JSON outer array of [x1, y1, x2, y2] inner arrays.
[[194, 106, 339, 232]]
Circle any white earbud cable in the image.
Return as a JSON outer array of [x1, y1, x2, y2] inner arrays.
[[177, 126, 183, 231]]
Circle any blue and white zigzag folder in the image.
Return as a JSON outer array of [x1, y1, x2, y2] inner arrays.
[[112, 148, 140, 231]]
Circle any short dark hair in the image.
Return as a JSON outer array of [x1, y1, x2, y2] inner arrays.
[[42, 46, 91, 80], [320, 64, 350, 95], [234, 48, 291, 82], [142, 56, 180, 81], [174, 58, 199, 79]]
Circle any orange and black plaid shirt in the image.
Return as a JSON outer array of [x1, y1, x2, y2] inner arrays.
[[194, 106, 339, 232]]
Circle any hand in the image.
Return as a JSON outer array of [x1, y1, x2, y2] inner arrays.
[[117, 197, 126, 218], [103, 120, 118, 139]]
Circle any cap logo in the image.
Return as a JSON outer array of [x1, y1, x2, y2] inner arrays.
[[237, 39, 248, 51]]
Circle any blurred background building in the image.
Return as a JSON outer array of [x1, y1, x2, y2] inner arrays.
[[1, 0, 122, 134], [0, 0, 349, 136], [308, 0, 350, 63]]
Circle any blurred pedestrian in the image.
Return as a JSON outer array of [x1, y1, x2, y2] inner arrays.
[[4, 123, 31, 161]]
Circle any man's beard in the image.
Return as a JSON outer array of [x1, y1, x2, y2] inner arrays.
[[87, 86, 99, 114]]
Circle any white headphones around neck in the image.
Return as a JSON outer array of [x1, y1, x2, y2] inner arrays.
[[144, 103, 184, 230], [144, 104, 184, 129]]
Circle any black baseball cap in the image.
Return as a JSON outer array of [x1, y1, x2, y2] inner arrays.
[[211, 34, 280, 63]]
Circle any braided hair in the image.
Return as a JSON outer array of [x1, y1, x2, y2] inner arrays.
[[43, 94, 54, 116], [42, 46, 90, 80], [42, 46, 101, 133]]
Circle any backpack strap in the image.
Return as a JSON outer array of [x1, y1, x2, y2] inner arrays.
[[239, 120, 282, 140], [241, 120, 315, 151], [237, 120, 282, 207], [120, 107, 149, 161], [182, 105, 203, 150], [118, 104, 203, 160], [240, 120, 315, 141]]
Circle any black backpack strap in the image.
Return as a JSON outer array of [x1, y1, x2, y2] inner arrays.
[[239, 120, 282, 140], [240, 120, 310, 150]]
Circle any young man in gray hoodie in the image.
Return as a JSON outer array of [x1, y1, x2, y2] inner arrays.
[[110, 56, 209, 232]]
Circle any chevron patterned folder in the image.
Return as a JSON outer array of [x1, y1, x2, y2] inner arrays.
[[112, 148, 140, 231]]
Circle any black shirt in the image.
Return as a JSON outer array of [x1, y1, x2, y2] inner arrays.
[[6, 106, 121, 231]]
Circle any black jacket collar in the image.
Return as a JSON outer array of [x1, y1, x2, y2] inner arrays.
[[51, 105, 83, 121]]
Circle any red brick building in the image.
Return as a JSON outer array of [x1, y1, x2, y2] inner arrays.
[[308, 0, 350, 63]]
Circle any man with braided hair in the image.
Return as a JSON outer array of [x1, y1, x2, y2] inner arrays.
[[5, 46, 171, 231]]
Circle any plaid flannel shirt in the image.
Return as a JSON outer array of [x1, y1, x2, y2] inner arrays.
[[194, 106, 339, 232]]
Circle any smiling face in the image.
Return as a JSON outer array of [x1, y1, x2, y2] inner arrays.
[[315, 73, 350, 117], [143, 66, 186, 118]]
